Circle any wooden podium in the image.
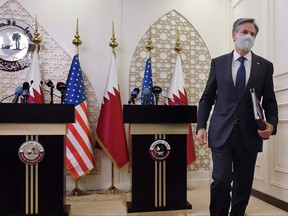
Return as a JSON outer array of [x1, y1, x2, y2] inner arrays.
[[123, 105, 197, 213], [0, 103, 74, 216]]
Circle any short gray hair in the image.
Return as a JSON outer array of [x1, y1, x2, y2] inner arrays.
[[232, 18, 259, 35]]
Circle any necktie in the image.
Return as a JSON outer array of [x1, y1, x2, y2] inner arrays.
[[236, 56, 246, 99]]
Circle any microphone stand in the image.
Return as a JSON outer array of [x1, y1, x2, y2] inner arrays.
[[60, 94, 64, 104], [130, 98, 135, 105], [49, 86, 54, 104], [60, 92, 65, 104], [144, 95, 148, 105], [155, 94, 159, 105]]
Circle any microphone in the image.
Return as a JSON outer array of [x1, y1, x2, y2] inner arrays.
[[12, 86, 23, 103], [45, 79, 54, 88], [22, 82, 30, 103], [45, 79, 54, 104], [128, 88, 140, 104], [56, 82, 66, 104], [152, 86, 162, 105], [142, 88, 150, 105]]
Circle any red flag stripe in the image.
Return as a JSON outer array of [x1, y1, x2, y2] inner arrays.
[[28, 87, 45, 103], [75, 102, 93, 144], [67, 121, 95, 168], [66, 151, 80, 179], [66, 125, 90, 172]]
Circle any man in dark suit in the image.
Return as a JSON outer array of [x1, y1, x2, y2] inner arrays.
[[196, 18, 278, 216]]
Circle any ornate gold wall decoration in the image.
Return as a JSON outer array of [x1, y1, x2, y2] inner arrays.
[[0, 0, 101, 174], [129, 10, 211, 171]]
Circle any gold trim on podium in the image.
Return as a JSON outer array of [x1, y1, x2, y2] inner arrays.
[[154, 134, 167, 208], [25, 135, 39, 214]]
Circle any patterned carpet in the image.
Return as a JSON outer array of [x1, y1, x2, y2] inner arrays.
[[66, 192, 121, 202]]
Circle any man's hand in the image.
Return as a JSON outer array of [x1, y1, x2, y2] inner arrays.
[[196, 128, 208, 145], [258, 121, 274, 140]]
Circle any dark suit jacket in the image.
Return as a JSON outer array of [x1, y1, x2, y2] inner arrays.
[[197, 51, 278, 152]]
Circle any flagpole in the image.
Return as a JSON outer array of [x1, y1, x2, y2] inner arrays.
[[32, 17, 52, 103], [140, 25, 154, 106], [32, 15, 42, 53], [67, 18, 90, 197], [174, 26, 195, 190], [146, 25, 154, 57], [174, 26, 182, 54], [98, 21, 126, 195], [72, 18, 82, 55]]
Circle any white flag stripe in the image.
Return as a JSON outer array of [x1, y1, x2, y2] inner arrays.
[[72, 122, 92, 148], [26, 52, 42, 97], [66, 147, 83, 177], [24, 50, 45, 103], [74, 103, 93, 144], [167, 54, 186, 99], [103, 54, 118, 100], [66, 130, 94, 169], [75, 103, 91, 129]]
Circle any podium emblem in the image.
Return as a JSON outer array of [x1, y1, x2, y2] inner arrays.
[[149, 139, 171, 161], [18, 140, 45, 165]]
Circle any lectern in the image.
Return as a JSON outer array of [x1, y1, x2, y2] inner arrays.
[[123, 105, 197, 213], [0, 104, 74, 216]]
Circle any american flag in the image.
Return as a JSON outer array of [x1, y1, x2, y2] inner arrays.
[[64, 55, 95, 179], [25, 50, 45, 103], [141, 57, 154, 105]]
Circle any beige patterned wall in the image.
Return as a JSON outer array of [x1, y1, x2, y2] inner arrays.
[[129, 10, 211, 171]]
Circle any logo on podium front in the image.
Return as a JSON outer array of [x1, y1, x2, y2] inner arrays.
[[18, 140, 45, 165], [149, 139, 171, 161]]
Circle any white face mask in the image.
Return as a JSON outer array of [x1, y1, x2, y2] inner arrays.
[[235, 33, 255, 51]]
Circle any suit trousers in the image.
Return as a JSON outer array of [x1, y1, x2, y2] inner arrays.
[[209, 124, 258, 216]]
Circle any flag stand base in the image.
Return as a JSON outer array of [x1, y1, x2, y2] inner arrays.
[[97, 185, 127, 195], [97, 162, 129, 195], [67, 180, 92, 197]]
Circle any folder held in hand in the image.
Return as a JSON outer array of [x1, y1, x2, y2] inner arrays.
[[250, 88, 266, 130]]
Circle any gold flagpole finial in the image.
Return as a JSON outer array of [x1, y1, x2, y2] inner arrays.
[[174, 26, 182, 53], [146, 25, 154, 56], [32, 15, 42, 53], [72, 18, 82, 55], [109, 21, 118, 53]]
